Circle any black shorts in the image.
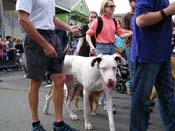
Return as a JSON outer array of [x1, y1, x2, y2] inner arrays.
[[24, 29, 64, 81]]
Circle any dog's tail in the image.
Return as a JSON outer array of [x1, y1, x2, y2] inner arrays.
[[65, 84, 76, 104], [71, 83, 83, 101], [65, 83, 83, 104]]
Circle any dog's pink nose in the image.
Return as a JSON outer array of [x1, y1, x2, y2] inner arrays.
[[109, 78, 115, 82], [108, 79, 115, 87], [109, 78, 113, 82]]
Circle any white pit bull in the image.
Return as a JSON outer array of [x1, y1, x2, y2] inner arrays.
[[44, 54, 126, 131]]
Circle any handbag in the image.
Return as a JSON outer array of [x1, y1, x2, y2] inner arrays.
[[114, 35, 126, 50]]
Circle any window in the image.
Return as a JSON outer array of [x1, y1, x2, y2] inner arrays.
[[80, 3, 82, 12]]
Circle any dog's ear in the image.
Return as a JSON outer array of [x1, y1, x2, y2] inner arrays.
[[113, 53, 126, 65], [91, 57, 102, 67]]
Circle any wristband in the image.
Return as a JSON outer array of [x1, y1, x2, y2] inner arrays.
[[160, 9, 168, 19]]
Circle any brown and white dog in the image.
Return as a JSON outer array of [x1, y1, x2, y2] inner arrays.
[[44, 54, 126, 131], [69, 82, 102, 115], [43, 81, 102, 115]]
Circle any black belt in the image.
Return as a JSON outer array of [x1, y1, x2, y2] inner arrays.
[[37, 29, 55, 34]]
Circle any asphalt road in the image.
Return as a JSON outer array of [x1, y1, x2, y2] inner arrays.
[[0, 70, 164, 131]]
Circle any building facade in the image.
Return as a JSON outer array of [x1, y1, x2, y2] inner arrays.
[[0, 0, 89, 39]]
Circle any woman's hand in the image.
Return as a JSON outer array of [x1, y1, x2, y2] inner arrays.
[[90, 47, 96, 56]]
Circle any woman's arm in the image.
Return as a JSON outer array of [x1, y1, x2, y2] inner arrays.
[[119, 31, 132, 39], [74, 37, 84, 55], [86, 34, 96, 55]]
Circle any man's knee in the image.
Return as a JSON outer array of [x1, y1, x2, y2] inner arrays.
[[52, 73, 65, 86], [30, 79, 41, 88], [52, 73, 65, 80]]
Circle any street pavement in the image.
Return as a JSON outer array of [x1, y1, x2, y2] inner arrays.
[[0, 70, 164, 131]]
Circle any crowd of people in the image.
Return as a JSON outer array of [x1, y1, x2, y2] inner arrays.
[[0, 0, 174, 131], [0, 36, 24, 71]]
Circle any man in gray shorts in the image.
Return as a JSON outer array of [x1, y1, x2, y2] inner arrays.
[[16, 0, 79, 131]]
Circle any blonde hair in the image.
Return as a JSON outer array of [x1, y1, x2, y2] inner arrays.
[[99, 0, 114, 15]]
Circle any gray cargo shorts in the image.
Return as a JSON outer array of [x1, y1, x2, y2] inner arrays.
[[24, 29, 64, 81]]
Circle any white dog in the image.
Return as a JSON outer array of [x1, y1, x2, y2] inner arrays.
[[44, 54, 126, 131]]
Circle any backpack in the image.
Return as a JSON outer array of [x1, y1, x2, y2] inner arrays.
[[96, 16, 117, 37]]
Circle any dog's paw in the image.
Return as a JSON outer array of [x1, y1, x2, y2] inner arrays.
[[43, 100, 50, 114], [103, 105, 107, 111], [75, 107, 83, 111], [46, 94, 51, 101], [85, 122, 93, 130], [43, 105, 49, 114], [90, 112, 96, 116], [113, 108, 116, 114], [78, 108, 83, 111], [70, 114, 79, 120]]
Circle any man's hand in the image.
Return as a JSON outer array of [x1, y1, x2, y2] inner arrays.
[[43, 43, 57, 58], [164, 2, 175, 16]]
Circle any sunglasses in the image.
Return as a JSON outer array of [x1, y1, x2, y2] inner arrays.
[[90, 16, 97, 18], [105, 5, 116, 8]]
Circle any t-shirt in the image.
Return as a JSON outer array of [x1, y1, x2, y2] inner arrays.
[[15, 44, 24, 53], [131, 0, 172, 63], [7, 42, 14, 49], [16, 0, 55, 30], [86, 15, 123, 44]]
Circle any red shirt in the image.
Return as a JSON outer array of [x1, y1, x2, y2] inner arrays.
[[86, 15, 123, 44]]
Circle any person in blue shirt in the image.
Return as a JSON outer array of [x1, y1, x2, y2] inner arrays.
[[130, 0, 175, 131]]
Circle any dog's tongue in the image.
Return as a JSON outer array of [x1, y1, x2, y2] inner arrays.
[[106, 83, 114, 89]]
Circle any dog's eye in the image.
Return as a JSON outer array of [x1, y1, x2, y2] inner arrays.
[[101, 67, 107, 71], [112, 67, 117, 70]]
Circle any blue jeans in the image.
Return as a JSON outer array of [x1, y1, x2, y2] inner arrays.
[[96, 43, 115, 55], [130, 60, 175, 131], [96, 43, 115, 104], [121, 49, 127, 61], [125, 47, 135, 91]]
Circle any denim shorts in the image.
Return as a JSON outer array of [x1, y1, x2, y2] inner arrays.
[[96, 43, 115, 55], [24, 29, 64, 81]]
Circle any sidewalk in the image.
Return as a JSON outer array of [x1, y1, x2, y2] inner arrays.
[[0, 71, 164, 131]]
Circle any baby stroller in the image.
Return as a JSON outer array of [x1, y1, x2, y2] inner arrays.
[[114, 64, 130, 94]]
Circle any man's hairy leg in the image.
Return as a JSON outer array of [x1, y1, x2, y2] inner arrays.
[[28, 79, 41, 122], [52, 73, 65, 122]]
